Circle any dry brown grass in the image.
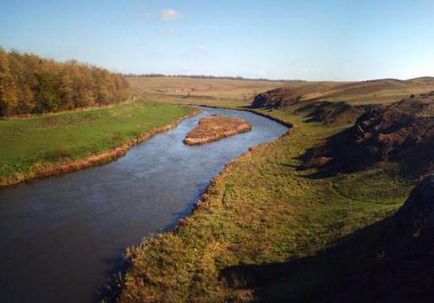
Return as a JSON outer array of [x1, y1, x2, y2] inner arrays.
[[255, 78, 434, 105], [128, 76, 434, 108], [127, 76, 289, 107], [184, 115, 252, 145]]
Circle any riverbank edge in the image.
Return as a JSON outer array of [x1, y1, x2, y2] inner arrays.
[[113, 107, 291, 302], [178, 107, 292, 230], [193, 104, 294, 129], [176, 109, 290, 227], [0, 107, 201, 188]]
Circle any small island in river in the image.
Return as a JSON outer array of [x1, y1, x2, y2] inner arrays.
[[184, 114, 252, 145]]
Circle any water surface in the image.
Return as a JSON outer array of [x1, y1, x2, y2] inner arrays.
[[0, 107, 288, 302]]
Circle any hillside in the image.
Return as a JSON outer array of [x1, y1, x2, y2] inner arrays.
[[251, 77, 434, 107], [222, 175, 434, 303], [127, 76, 434, 112], [302, 91, 434, 178]]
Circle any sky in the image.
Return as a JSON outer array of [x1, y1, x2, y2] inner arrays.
[[1, 0, 434, 81]]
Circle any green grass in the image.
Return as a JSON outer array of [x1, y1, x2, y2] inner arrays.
[[117, 109, 414, 303], [0, 101, 192, 180]]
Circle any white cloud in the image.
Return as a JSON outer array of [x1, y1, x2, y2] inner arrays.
[[161, 9, 183, 21]]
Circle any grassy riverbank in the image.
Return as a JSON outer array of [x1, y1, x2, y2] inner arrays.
[[117, 108, 413, 302], [0, 101, 193, 186]]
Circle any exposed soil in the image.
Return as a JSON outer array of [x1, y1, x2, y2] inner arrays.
[[251, 88, 302, 109], [294, 101, 368, 125], [183, 114, 252, 145], [250, 87, 370, 126], [302, 92, 434, 178]]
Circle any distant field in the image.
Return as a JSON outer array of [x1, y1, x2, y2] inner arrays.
[[0, 101, 191, 182], [128, 76, 289, 107], [128, 76, 434, 107]]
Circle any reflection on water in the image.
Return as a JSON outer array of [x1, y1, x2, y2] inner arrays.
[[0, 107, 288, 303]]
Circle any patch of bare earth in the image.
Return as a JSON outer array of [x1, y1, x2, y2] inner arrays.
[[184, 114, 252, 145]]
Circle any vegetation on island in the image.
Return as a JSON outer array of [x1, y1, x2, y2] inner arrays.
[[184, 115, 252, 146], [0, 48, 129, 116]]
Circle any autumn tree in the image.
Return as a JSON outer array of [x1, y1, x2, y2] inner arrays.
[[0, 48, 129, 116], [0, 48, 18, 116]]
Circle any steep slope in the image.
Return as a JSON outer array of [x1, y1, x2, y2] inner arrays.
[[251, 87, 368, 125], [304, 92, 434, 177], [323, 174, 434, 303], [222, 175, 434, 303]]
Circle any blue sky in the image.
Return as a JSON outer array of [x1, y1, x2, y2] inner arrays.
[[1, 0, 434, 80]]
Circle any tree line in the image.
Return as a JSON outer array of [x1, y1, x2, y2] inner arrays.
[[0, 48, 129, 116]]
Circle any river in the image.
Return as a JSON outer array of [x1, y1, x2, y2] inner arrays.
[[0, 107, 288, 302]]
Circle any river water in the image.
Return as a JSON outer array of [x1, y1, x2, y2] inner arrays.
[[0, 107, 288, 302]]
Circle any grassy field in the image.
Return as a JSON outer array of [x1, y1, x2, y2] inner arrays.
[[117, 107, 414, 302], [128, 76, 434, 107], [0, 101, 192, 184], [128, 76, 289, 107]]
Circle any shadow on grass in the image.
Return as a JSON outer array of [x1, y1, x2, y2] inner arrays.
[[295, 126, 386, 180], [220, 218, 387, 303], [220, 207, 434, 303]]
